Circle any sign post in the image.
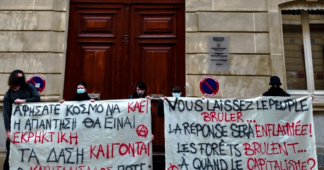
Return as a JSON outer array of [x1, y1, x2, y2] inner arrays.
[[199, 76, 220, 97], [26, 74, 46, 94]]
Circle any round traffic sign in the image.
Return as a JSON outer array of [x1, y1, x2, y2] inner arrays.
[[199, 76, 219, 97], [26, 74, 46, 94]]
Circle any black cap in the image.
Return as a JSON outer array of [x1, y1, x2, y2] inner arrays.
[[172, 86, 181, 92], [269, 76, 282, 85]]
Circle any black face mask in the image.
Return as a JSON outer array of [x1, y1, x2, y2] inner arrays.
[[13, 77, 24, 86]]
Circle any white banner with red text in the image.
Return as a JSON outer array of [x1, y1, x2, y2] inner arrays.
[[164, 96, 317, 170], [10, 99, 152, 170]]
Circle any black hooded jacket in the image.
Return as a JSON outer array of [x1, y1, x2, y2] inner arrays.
[[263, 87, 290, 97], [71, 93, 91, 101]]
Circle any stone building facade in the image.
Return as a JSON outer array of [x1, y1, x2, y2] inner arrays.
[[0, 0, 68, 167], [0, 0, 324, 169]]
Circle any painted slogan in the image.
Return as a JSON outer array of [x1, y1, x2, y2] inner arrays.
[[10, 99, 152, 170], [164, 97, 317, 170]]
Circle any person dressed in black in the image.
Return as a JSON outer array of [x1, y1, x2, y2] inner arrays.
[[128, 82, 154, 141], [157, 86, 182, 117], [3, 70, 41, 170], [60, 81, 95, 103], [129, 81, 150, 99], [263, 76, 290, 96]]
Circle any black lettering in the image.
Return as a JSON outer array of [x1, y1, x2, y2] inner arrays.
[[195, 100, 203, 111]]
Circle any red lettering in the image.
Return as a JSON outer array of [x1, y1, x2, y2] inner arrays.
[[135, 141, 142, 154], [225, 113, 231, 122], [59, 132, 68, 143], [252, 142, 263, 155], [106, 144, 109, 159], [247, 158, 254, 170], [244, 142, 290, 156], [255, 124, 262, 137], [13, 132, 20, 144], [128, 102, 135, 113], [97, 145, 105, 158], [90, 145, 97, 159], [302, 161, 307, 170], [48, 132, 55, 142], [210, 111, 216, 122], [148, 141, 150, 156], [21, 132, 28, 143], [301, 124, 308, 135], [200, 111, 244, 123], [111, 143, 120, 158], [201, 112, 211, 122], [230, 113, 235, 122], [139, 142, 147, 155], [41, 132, 48, 144], [236, 112, 243, 122], [128, 143, 135, 157], [28, 132, 34, 142], [270, 142, 279, 154], [243, 143, 255, 156], [295, 120, 301, 136], [139, 100, 146, 113], [287, 142, 298, 154], [134, 102, 140, 112], [255, 121, 310, 137], [69, 132, 78, 145], [119, 143, 129, 156], [128, 101, 148, 113]]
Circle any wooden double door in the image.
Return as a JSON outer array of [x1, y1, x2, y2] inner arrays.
[[64, 0, 185, 169], [64, 0, 185, 100]]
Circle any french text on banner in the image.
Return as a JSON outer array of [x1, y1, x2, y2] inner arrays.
[[164, 97, 317, 170]]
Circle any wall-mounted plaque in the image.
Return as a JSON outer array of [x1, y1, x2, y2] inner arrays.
[[208, 36, 229, 53], [208, 53, 229, 71], [208, 35, 230, 71]]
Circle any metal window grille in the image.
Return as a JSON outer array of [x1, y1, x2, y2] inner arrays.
[[318, 153, 324, 168]]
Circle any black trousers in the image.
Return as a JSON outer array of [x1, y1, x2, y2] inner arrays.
[[3, 140, 9, 170]]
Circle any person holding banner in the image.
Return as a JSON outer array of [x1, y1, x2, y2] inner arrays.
[[60, 81, 95, 103], [2, 70, 41, 170], [262, 76, 290, 96], [129, 81, 151, 99], [157, 86, 182, 117]]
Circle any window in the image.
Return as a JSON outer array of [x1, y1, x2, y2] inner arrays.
[[281, 3, 324, 95]]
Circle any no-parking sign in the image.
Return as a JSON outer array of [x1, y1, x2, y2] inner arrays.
[[26, 74, 46, 94], [199, 76, 219, 97]]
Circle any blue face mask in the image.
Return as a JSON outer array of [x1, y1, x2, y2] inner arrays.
[[77, 89, 85, 94], [172, 93, 180, 98]]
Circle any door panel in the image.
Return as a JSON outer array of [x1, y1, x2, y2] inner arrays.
[[80, 44, 113, 99], [140, 14, 177, 38], [64, 4, 123, 100], [141, 45, 173, 95], [78, 13, 117, 37], [130, 4, 185, 96]]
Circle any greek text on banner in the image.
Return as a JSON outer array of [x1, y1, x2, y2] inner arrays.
[[10, 99, 152, 170]]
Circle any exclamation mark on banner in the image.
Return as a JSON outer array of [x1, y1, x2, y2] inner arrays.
[[309, 124, 312, 137]]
